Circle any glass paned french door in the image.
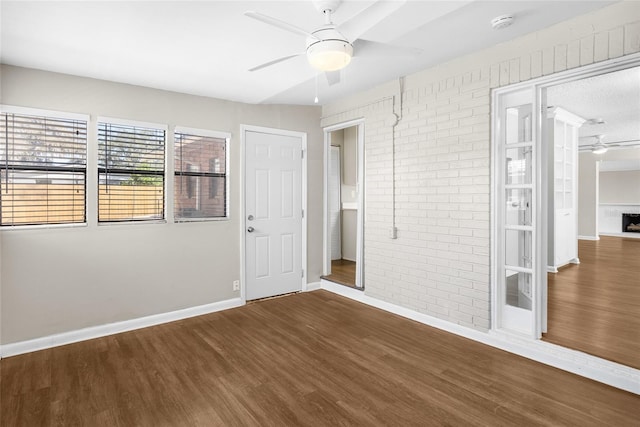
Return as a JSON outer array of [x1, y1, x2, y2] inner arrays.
[[495, 88, 538, 336]]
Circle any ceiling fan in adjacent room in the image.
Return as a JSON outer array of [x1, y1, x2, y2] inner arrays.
[[244, 0, 419, 86], [580, 134, 621, 154]]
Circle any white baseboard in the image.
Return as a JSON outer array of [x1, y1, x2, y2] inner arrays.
[[304, 281, 322, 292], [599, 232, 640, 239], [0, 297, 244, 358], [319, 279, 640, 395], [578, 235, 600, 241]]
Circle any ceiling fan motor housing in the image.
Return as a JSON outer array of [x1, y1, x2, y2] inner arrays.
[[306, 26, 353, 71]]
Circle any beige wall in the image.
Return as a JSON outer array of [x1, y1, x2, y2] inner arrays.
[[578, 152, 600, 238], [341, 126, 358, 205], [341, 209, 358, 262], [0, 219, 2, 347], [342, 126, 358, 187], [331, 128, 344, 148], [322, 2, 640, 330], [0, 65, 323, 344], [600, 170, 640, 204], [330, 127, 358, 261], [341, 126, 358, 261]]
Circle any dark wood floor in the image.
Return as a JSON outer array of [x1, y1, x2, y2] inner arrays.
[[2, 290, 638, 426], [322, 259, 356, 288], [544, 236, 640, 369]]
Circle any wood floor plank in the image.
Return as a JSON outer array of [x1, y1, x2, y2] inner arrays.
[[322, 259, 357, 287], [1, 290, 638, 426], [545, 236, 640, 369]]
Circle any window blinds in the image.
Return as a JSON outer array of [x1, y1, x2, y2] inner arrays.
[[0, 112, 87, 226], [98, 121, 165, 222]]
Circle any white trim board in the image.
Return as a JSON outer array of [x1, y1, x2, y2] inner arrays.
[[0, 298, 244, 358], [319, 279, 640, 395], [599, 232, 640, 239], [322, 119, 365, 288], [577, 235, 600, 241]]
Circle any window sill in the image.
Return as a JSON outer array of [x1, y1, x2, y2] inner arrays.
[[175, 217, 229, 223], [98, 219, 167, 227], [0, 222, 88, 231]]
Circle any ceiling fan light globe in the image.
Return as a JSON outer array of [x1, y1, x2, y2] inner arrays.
[[592, 145, 608, 154], [307, 40, 353, 71]]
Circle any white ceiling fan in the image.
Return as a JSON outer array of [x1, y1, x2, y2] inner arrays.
[[580, 134, 624, 154], [244, 0, 419, 86]]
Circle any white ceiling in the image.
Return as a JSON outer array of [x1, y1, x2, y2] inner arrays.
[[547, 66, 640, 150], [1, 1, 616, 106]]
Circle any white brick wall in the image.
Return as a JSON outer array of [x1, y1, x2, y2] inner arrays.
[[321, 2, 640, 331]]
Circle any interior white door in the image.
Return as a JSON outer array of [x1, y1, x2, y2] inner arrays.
[[496, 87, 538, 337], [245, 129, 303, 300]]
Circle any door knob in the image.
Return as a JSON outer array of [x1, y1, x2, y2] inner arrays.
[[248, 215, 254, 221], [247, 226, 255, 233]]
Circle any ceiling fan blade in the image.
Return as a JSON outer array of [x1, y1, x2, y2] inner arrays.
[[337, 0, 406, 42], [245, 11, 319, 40], [353, 39, 421, 57], [325, 71, 341, 86], [249, 53, 304, 72]]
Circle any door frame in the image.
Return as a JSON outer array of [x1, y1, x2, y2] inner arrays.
[[490, 52, 640, 338], [240, 124, 308, 303], [323, 119, 365, 288]]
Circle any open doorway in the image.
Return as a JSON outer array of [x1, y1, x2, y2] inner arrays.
[[543, 66, 640, 369], [491, 55, 640, 374], [322, 121, 364, 289]]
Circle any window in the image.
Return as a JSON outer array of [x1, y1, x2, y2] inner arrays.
[[186, 163, 198, 199], [174, 128, 228, 220], [0, 108, 87, 226], [98, 120, 166, 222]]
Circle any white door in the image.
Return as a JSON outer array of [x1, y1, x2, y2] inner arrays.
[[245, 128, 303, 300], [494, 87, 539, 337]]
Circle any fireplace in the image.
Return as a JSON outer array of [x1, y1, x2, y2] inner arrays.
[[622, 213, 640, 233]]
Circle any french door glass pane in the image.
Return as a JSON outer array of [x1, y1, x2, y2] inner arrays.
[[505, 188, 532, 226], [505, 104, 533, 144], [505, 229, 532, 269], [505, 269, 532, 310], [505, 147, 532, 185]]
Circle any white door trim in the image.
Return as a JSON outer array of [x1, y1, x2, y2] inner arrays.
[[491, 52, 640, 337], [323, 119, 365, 287], [240, 124, 308, 303]]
